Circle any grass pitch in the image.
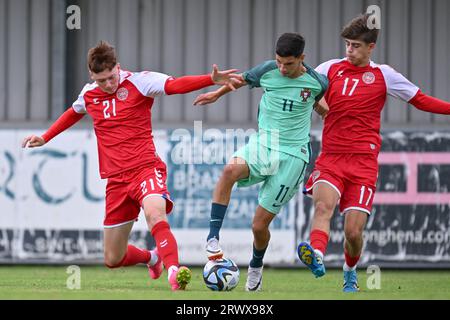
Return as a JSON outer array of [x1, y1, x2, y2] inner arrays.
[[0, 265, 449, 300]]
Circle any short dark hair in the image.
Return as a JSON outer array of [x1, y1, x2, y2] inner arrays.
[[341, 13, 379, 44], [87, 41, 117, 73], [276, 33, 305, 57]]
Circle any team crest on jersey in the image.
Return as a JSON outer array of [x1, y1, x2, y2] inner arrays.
[[116, 87, 129, 101], [312, 170, 320, 182], [362, 72, 376, 84], [300, 88, 311, 102]]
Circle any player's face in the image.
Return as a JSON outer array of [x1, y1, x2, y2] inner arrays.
[[90, 64, 120, 94], [345, 39, 375, 67], [276, 54, 304, 78]]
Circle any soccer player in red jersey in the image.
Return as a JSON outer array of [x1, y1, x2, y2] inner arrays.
[[21, 41, 241, 291], [297, 14, 450, 292]]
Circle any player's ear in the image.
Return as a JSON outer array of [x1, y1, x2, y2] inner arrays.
[[297, 53, 305, 64]]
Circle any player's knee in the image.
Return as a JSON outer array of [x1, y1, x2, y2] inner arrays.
[[314, 201, 334, 219], [145, 211, 166, 230], [104, 252, 124, 268], [344, 229, 363, 244], [222, 164, 242, 183], [252, 221, 268, 236]]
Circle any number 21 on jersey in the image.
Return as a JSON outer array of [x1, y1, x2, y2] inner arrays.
[[103, 98, 117, 119]]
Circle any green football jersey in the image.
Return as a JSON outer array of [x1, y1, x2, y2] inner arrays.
[[242, 60, 328, 162]]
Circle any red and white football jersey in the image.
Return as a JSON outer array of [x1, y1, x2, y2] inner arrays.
[[316, 58, 419, 154], [72, 70, 171, 178]]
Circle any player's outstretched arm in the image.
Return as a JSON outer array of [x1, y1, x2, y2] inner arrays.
[[22, 107, 85, 148], [409, 90, 450, 115], [382, 66, 450, 114], [193, 74, 247, 106], [163, 65, 243, 96]]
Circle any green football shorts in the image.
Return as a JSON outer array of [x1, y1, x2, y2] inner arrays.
[[233, 139, 307, 214]]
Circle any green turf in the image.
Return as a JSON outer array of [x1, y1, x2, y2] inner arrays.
[[0, 265, 449, 300]]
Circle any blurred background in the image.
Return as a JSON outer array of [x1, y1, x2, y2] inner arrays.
[[1, 0, 449, 128], [1, 0, 449, 268]]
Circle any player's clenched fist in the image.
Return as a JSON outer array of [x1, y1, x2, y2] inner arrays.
[[22, 135, 46, 148]]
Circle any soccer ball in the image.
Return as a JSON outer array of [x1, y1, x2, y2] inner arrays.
[[203, 258, 240, 291]]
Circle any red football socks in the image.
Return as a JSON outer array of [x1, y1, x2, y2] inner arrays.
[[344, 249, 360, 268], [151, 220, 179, 269], [310, 229, 329, 255], [106, 244, 151, 268]]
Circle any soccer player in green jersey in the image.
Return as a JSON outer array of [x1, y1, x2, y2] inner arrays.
[[193, 33, 328, 291]]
